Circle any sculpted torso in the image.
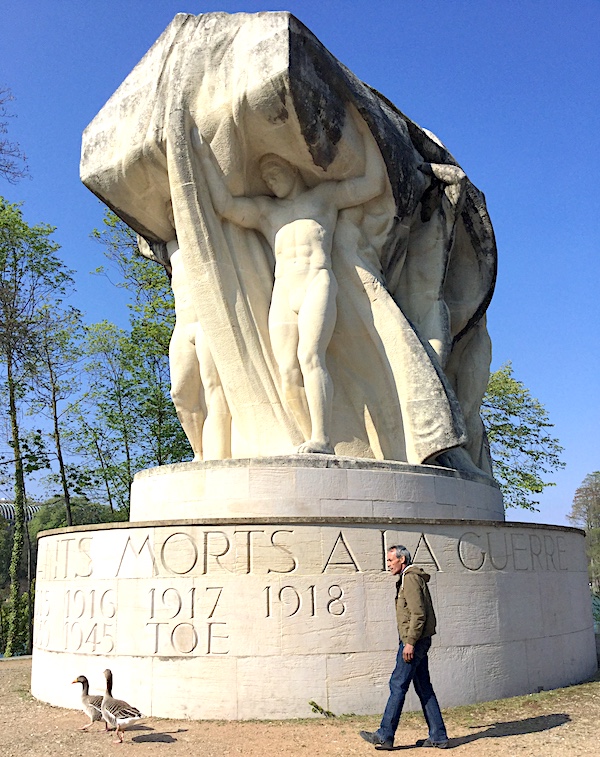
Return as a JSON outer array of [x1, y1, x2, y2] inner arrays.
[[196, 110, 386, 454], [258, 188, 337, 315]]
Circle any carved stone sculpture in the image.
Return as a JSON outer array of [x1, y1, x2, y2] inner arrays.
[[33, 12, 595, 725], [81, 12, 496, 470]]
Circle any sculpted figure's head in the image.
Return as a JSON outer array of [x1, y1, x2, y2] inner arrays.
[[259, 153, 300, 198]]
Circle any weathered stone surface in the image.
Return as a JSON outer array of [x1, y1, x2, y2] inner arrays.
[[81, 12, 496, 472], [32, 491, 596, 719], [128, 457, 504, 522]]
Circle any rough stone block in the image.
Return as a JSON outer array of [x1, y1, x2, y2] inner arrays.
[[347, 469, 396, 501]]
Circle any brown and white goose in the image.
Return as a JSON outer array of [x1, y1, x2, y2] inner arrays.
[[72, 675, 105, 731], [101, 668, 143, 743]]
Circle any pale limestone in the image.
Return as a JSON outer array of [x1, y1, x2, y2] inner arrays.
[[129, 458, 504, 522], [321, 498, 370, 518], [394, 472, 437, 503], [295, 467, 349, 500], [433, 475, 466, 506], [32, 492, 597, 719], [80, 11, 497, 475], [347, 469, 397, 501]]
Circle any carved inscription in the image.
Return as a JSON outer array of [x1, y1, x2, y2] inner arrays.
[[380, 531, 440, 572], [145, 585, 229, 655], [458, 531, 569, 572], [116, 528, 298, 578], [323, 533, 360, 572], [33, 524, 578, 659], [264, 584, 346, 618], [37, 536, 93, 581], [34, 587, 116, 653], [63, 588, 116, 653]]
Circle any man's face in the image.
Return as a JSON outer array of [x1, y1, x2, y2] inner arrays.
[[261, 162, 296, 198], [387, 550, 405, 575]]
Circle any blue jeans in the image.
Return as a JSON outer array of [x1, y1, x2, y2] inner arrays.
[[378, 636, 447, 744]]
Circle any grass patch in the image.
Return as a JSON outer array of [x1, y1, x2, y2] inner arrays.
[[15, 687, 35, 702]]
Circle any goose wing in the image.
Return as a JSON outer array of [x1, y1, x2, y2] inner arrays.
[[103, 696, 142, 724], [82, 693, 103, 721]]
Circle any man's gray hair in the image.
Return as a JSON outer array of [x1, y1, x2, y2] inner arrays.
[[388, 545, 412, 565]]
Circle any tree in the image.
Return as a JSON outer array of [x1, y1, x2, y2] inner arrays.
[[481, 362, 564, 510], [0, 88, 29, 184], [82, 321, 140, 512], [567, 472, 600, 594], [0, 198, 72, 655], [79, 212, 189, 509], [28, 305, 85, 526]]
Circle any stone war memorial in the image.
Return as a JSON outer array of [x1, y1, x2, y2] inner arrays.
[[31, 12, 596, 720]]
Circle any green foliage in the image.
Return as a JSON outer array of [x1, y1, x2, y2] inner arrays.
[[0, 517, 12, 587], [28, 304, 85, 524], [0, 197, 74, 656], [308, 700, 336, 718], [91, 211, 174, 343], [592, 594, 600, 624], [28, 498, 127, 542], [0, 589, 31, 656], [482, 362, 564, 510], [568, 471, 600, 593]]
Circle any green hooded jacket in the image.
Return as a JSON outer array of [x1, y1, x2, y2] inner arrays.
[[395, 565, 437, 645]]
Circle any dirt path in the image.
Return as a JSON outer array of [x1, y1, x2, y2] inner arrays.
[[1, 657, 599, 756]]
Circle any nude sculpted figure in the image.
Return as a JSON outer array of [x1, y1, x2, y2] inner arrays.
[[138, 206, 232, 461], [195, 111, 386, 453], [167, 237, 232, 460]]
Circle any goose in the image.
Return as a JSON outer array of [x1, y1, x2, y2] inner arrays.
[[72, 675, 106, 731], [101, 668, 143, 743]]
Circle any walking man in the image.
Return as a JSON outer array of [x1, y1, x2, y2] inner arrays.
[[360, 545, 449, 750]]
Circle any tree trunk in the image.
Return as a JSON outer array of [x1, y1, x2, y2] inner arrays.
[[5, 354, 26, 656], [50, 365, 73, 526]]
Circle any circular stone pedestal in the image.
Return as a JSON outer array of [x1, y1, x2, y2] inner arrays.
[[31, 458, 597, 720]]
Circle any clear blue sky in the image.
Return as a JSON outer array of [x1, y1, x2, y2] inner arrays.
[[3, 1, 599, 525]]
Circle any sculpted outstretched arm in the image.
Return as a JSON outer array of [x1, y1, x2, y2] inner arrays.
[[419, 162, 467, 207], [419, 162, 466, 185], [331, 109, 387, 209], [191, 128, 263, 229]]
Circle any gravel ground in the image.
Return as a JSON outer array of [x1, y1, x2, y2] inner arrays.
[[1, 657, 599, 756]]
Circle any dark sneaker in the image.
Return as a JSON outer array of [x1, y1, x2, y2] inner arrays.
[[416, 737, 449, 749], [359, 730, 394, 750]]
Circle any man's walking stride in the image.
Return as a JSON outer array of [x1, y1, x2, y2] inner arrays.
[[360, 545, 449, 750]]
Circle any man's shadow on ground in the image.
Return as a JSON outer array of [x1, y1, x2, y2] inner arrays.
[[376, 713, 571, 750]]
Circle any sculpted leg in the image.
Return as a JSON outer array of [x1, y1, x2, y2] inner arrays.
[[269, 284, 312, 441], [403, 213, 452, 367], [169, 323, 206, 461], [420, 296, 452, 368], [197, 324, 232, 459], [444, 319, 493, 475], [296, 270, 337, 454]]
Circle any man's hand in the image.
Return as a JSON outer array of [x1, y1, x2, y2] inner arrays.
[[403, 643, 415, 662]]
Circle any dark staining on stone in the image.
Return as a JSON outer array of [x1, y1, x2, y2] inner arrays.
[[288, 24, 346, 169], [419, 181, 445, 224], [274, 86, 289, 124]]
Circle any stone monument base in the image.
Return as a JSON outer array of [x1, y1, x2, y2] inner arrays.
[[31, 460, 597, 720]]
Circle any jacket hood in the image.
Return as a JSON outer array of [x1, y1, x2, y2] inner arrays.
[[402, 565, 431, 583]]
